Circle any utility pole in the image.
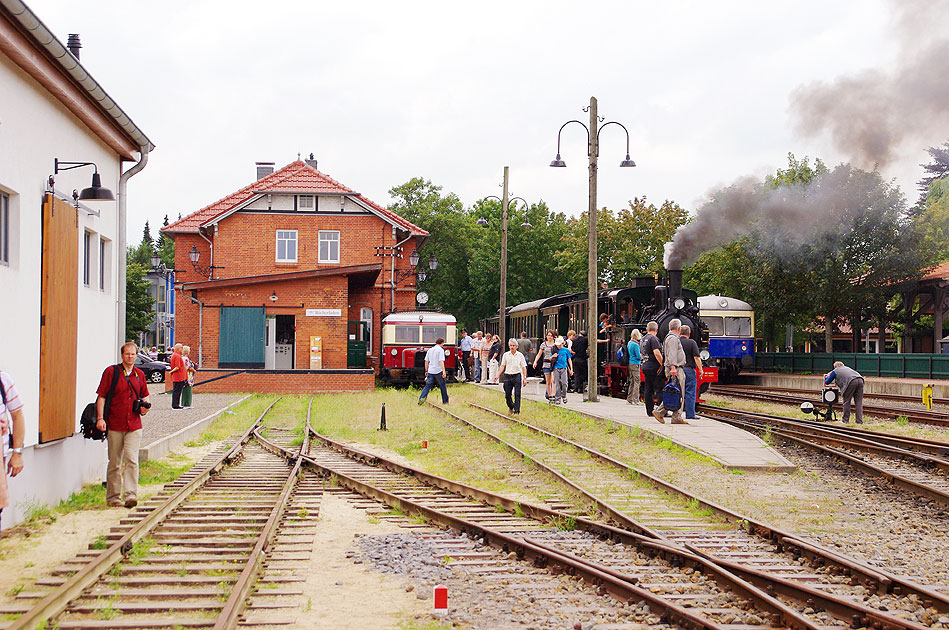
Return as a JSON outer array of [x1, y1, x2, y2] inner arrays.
[[587, 97, 599, 401], [500, 166, 509, 345]]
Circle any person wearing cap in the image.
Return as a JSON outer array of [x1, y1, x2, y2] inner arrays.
[[549, 336, 573, 404]]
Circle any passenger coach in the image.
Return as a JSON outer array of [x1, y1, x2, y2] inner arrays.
[[697, 295, 755, 381], [380, 312, 457, 384]]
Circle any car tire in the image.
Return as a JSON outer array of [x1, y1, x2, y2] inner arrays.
[[149, 370, 165, 383]]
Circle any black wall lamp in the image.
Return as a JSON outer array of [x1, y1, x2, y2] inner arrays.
[[396, 248, 437, 284], [52, 159, 115, 201], [188, 244, 223, 279]]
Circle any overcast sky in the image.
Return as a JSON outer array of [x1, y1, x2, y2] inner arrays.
[[26, 1, 946, 241]]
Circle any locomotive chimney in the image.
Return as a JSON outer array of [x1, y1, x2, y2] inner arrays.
[[668, 269, 683, 299]]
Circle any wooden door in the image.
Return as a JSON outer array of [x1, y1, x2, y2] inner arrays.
[[39, 194, 78, 443], [219, 307, 265, 368]]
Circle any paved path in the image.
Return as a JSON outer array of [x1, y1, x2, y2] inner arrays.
[[472, 381, 795, 472], [140, 386, 246, 461]]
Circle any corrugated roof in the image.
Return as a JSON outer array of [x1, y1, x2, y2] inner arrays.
[[163, 160, 427, 236]]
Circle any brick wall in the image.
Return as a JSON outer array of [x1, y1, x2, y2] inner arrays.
[[164, 369, 374, 393], [171, 204, 422, 373]]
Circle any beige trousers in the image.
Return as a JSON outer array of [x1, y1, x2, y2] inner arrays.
[[107, 429, 142, 503]]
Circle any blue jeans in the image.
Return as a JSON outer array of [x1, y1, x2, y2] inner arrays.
[[473, 355, 482, 381], [419, 373, 448, 404], [683, 367, 697, 418]]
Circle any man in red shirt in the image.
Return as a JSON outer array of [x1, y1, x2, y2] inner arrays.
[[96, 342, 151, 508], [168, 343, 187, 409]]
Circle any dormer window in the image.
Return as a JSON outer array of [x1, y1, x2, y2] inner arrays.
[[298, 195, 314, 210]]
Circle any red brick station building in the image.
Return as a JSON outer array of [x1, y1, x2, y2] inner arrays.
[[162, 158, 428, 392]]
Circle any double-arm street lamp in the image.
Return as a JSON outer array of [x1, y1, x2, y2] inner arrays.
[[551, 96, 636, 401], [478, 166, 533, 344], [395, 248, 438, 284]]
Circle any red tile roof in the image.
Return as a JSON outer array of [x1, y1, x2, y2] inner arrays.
[[922, 261, 949, 281], [162, 160, 427, 236]]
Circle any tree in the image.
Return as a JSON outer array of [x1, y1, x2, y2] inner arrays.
[[142, 220, 153, 248], [914, 141, 949, 212], [917, 178, 949, 262], [125, 262, 154, 340], [558, 198, 689, 288]]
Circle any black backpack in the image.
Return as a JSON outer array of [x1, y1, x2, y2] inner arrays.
[[80, 364, 122, 441], [616, 342, 628, 365]]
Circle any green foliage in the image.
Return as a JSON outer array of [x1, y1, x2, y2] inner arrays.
[[918, 178, 949, 262], [559, 198, 689, 287]]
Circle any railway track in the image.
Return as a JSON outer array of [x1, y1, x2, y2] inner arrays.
[[410, 400, 949, 628], [711, 386, 949, 427], [698, 405, 949, 509], [722, 384, 949, 408], [2, 398, 322, 630]]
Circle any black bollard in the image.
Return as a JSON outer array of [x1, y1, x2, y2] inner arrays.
[[379, 403, 387, 431]]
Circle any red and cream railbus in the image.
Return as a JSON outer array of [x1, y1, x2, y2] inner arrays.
[[380, 312, 457, 384]]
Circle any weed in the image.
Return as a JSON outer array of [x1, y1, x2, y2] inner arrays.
[[551, 515, 577, 531], [493, 504, 506, 513], [513, 503, 525, 518], [366, 515, 380, 524], [896, 415, 909, 426], [96, 596, 120, 620], [91, 535, 109, 550], [410, 512, 430, 525], [6, 583, 24, 596], [139, 456, 193, 485], [127, 537, 153, 565], [304, 597, 312, 613], [297, 507, 309, 519], [24, 562, 34, 568], [761, 425, 773, 445]]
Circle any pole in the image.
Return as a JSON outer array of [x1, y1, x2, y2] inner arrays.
[[587, 97, 599, 401], [500, 166, 509, 345]]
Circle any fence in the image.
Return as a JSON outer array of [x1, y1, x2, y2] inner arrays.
[[753, 353, 949, 379]]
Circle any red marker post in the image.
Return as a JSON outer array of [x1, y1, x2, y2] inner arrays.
[[433, 584, 447, 617], [422, 440, 429, 450]]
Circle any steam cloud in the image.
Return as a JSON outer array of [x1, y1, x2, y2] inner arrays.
[[665, 1, 948, 269], [791, 1, 949, 170], [663, 167, 877, 270]]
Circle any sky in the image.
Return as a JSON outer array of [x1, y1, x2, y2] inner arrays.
[[25, 1, 945, 242]]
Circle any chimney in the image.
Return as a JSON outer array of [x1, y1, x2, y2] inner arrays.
[[304, 153, 318, 170], [668, 269, 683, 299], [67, 34, 81, 60], [255, 161, 275, 180]]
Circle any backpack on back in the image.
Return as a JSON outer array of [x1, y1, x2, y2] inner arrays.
[[662, 377, 682, 410], [616, 343, 628, 365]]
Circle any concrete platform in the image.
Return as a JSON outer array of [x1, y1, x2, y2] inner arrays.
[[736, 372, 949, 398], [471, 380, 796, 472], [139, 390, 249, 462]]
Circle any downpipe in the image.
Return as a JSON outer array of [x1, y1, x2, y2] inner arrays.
[[117, 146, 150, 350]]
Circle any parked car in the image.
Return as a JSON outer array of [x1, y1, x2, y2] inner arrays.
[[136, 355, 170, 383]]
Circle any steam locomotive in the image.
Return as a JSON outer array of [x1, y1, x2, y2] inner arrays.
[[481, 270, 718, 397]]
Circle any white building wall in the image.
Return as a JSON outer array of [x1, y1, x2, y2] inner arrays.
[[0, 53, 125, 526]]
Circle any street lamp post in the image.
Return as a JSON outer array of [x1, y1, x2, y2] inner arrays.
[[551, 96, 636, 402], [478, 167, 533, 344]]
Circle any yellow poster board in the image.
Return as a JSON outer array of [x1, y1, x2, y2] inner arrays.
[[309, 336, 323, 369]]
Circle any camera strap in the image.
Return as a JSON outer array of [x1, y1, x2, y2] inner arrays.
[[122, 368, 145, 400]]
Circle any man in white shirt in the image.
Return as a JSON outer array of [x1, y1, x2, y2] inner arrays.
[[495, 338, 528, 414], [417, 337, 449, 405], [472, 332, 484, 382]]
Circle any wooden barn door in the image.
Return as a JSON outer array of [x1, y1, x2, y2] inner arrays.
[[39, 194, 79, 442]]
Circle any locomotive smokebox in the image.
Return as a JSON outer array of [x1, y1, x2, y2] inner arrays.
[[668, 269, 683, 299]]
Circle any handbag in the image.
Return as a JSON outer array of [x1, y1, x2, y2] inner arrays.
[[661, 377, 682, 410]]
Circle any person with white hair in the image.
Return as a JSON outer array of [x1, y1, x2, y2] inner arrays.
[[496, 338, 528, 414], [824, 361, 865, 423], [653, 319, 688, 424]]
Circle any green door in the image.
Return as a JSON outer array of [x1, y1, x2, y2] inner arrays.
[[220, 307, 265, 368], [347, 321, 368, 368]]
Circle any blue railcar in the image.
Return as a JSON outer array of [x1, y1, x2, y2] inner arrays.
[[697, 295, 755, 381]]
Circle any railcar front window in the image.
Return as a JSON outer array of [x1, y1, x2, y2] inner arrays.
[[725, 317, 752, 336], [422, 326, 447, 344], [394, 326, 420, 343], [704, 316, 724, 336]]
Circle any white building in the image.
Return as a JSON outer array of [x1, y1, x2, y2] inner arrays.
[[0, 0, 153, 526]]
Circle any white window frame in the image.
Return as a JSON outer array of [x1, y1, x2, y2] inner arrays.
[[276, 229, 298, 263], [82, 230, 92, 287], [0, 192, 9, 266], [360, 307, 373, 355], [318, 230, 340, 263], [298, 195, 314, 210]]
